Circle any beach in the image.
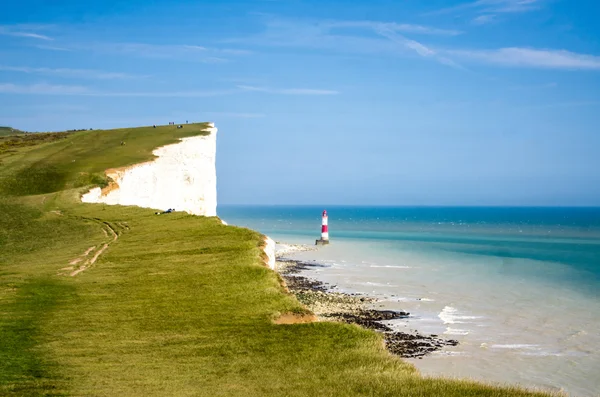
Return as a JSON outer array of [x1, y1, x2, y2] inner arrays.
[[221, 205, 600, 397]]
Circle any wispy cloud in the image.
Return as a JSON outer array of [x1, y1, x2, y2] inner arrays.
[[525, 100, 600, 109], [93, 90, 237, 98], [427, 0, 544, 24], [508, 82, 557, 90], [0, 83, 339, 97], [372, 25, 462, 68], [0, 25, 53, 40], [46, 42, 251, 63], [472, 15, 496, 25], [0, 83, 87, 95], [0, 65, 147, 80], [323, 20, 462, 36], [230, 16, 600, 72], [35, 44, 72, 51], [229, 16, 462, 68], [237, 85, 339, 95], [448, 48, 600, 70], [430, 0, 543, 15], [0, 83, 234, 97]]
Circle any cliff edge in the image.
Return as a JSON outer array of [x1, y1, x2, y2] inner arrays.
[[82, 123, 218, 216]]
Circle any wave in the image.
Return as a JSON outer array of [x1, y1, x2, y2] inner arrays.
[[432, 351, 469, 357], [490, 344, 540, 349], [444, 328, 470, 335], [520, 351, 563, 357], [438, 306, 482, 325], [377, 295, 435, 302], [355, 281, 397, 287], [369, 265, 413, 269]]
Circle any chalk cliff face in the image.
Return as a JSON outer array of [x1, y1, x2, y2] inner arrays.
[[263, 236, 276, 270], [82, 124, 218, 216]]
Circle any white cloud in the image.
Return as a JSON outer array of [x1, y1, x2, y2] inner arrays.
[[0, 83, 338, 97], [92, 90, 236, 98], [0, 83, 87, 95], [472, 15, 496, 25], [237, 85, 339, 95], [230, 16, 600, 72], [427, 0, 543, 25], [61, 42, 250, 62], [0, 65, 147, 80], [0, 25, 53, 40], [230, 16, 462, 68], [448, 47, 600, 70], [525, 101, 600, 109], [324, 20, 462, 36], [486, 0, 542, 13], [35, 45, 71, 51], [508, 82, 558, 90], [373, 25, 462, 68], [0, 83, 235, 97], [430, 0, 543, 15]]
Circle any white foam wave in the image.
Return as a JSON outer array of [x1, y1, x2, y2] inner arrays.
[[380, 296, 435, 303], [490, 344, 540, 350], [356, 281, 397, 287], [380, 297, 411, 302], [444, 328, 470, 335], [520, 351, 563, 357], [438, 306, 482, 324], [432, 351, 469, 357], [369, 265, 413, 269]]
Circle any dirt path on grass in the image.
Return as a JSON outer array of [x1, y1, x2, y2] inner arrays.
[[62, 220, 123, 277]]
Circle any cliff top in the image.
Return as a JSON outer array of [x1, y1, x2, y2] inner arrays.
[[0, 123, 211, 196]]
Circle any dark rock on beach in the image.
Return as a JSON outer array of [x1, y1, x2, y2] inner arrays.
[[277, 257, 459, 359]]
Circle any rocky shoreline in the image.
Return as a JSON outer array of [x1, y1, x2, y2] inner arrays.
[[277, 257, 458, 359]]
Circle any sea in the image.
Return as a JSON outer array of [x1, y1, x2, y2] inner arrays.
[[219, 206, 600, 397]]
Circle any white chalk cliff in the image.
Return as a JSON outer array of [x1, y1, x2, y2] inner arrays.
[[263, 236, 276, 270], [82, 124, 218, 216]]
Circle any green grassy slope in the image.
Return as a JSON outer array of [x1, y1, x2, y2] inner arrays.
[[0, 124, 553, 396], [0, 126, 22, 136]]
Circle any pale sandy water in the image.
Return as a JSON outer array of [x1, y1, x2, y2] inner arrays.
[[281, 237, 600, 397]]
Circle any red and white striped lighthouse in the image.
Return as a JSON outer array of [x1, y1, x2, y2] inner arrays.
[[316, 210, 330, 245]]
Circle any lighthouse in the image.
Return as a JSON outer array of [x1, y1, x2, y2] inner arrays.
[[315, 210, 330, 246]]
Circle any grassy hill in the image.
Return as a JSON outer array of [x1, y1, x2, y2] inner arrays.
[[0, 126, 23, 136], [0, 124, 553, 396]]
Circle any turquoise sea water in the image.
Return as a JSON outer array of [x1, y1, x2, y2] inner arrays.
[[220, 206, 600, 295], [220, 206, 600, 396]]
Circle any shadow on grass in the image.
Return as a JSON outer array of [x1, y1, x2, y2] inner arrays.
[[0, 278, 74, 396]]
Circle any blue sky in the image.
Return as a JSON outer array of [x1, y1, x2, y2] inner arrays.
[[1, 0, 599, 206]]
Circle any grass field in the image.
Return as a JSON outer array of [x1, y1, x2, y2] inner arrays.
[[0, 124, 554, 396]]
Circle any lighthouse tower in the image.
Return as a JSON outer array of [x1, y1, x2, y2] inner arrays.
[[316, 210, 330, 246]]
